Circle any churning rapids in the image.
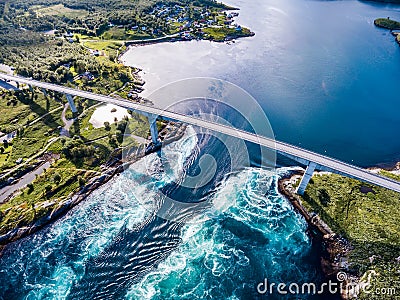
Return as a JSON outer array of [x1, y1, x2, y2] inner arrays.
[[2, 0, 400, 298], [0, 126, 330, 299]]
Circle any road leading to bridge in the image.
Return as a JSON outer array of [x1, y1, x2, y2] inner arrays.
[[1, 73, 400, 193]]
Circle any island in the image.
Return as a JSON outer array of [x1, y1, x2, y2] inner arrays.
[[374, 17, 400, 46]]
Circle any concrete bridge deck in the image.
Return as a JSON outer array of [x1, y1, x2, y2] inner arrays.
[[1, 73, 399, 194]]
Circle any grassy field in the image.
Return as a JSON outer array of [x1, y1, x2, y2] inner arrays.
[[101, 27, 153, 40], [83, 40, 123, 52], [0, 158, 87, 235], [0, 146, 12, 166], [0, 90, 61, 132], [75, 105, 149, 142], [33, 4, 88, 18], [2, 110, 62, 170], [83, 40, 124, 59], [0, 90, 63, 170], [74, 34, 99, 40], [203, 26, 253, 41], [300, 173, 400, 299]]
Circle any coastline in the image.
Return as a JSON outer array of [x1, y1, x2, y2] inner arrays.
[[0, 3, 256, 255], [0, 123, 188, 256], [278, 162, 400, 299], [374, 17, 400, 46], [278, 172, 353, 289], [392, 31, 400, 46]]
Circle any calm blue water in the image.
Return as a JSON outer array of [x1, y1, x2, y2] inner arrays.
[[1, 0, 400, 299], [122, 0, 400, 167]]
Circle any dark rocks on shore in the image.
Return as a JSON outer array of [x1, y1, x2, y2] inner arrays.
[[277, 171, 353, 284], [0, 123, 188, 253]]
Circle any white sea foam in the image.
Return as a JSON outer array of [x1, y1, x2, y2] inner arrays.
[[125, 167, 311, 300], [19, 126, 200, 299]]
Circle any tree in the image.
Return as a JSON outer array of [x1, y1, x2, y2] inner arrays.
[[53, 173, 62, 184], [104, 121, 111, 131], [78, 175, 85, 186], [317, 188, 331, 206], [109, 136, 118, 148], [116, 129, 124, 143], [0, 147, 4, 154], [45, 184, 52, 194], [3, 140, 8, 148], [27, 183, 34, 194], [116, 119, 128, 132]]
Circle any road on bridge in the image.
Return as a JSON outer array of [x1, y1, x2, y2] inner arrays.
[[1, 73, 400, 194]]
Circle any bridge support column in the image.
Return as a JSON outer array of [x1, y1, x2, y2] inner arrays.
[[296, 162, 317, 195], [65, 94, 77, 113], [16, 82, 20, 89], [28, 84, 33, 92], [148, 114, 159, 145], [40, 88, 47, 97]]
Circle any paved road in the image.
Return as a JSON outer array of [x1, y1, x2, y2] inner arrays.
[[125, 33, 180, 44], [0, 79, 18, 90], [0, 162, 50, 203], [1, 73, 400, 193], [0, 136, 60, 180], [60, 102, 74, 137]]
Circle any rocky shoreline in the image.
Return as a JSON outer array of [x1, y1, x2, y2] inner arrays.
[[278, 162, 400, 299], [392, 31, 400, 46], [374, 17, 400, 46], [278, 171, 351, 275], [278, 172, 361, 300], [0, 123, 187, 256]]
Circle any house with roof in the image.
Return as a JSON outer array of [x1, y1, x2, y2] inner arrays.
[[80, 71, 95, 81]]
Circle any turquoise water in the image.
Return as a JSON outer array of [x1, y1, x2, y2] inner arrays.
[[125, 169, 316, 299], [0, 128, 327, 299], [1, 0, 400, 299]]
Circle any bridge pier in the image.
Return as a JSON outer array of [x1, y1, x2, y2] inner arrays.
[[28, 84, 33, 92], [40, 88, 47, 97], [147, 114, 159, 145], [296, 161, 317, 195], [2, 73, 400, 194], [65, 94, 77, 113]]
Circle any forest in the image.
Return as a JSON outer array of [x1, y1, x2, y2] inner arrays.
[[0, 0, 230, 34], [0, 0, 236, 86]]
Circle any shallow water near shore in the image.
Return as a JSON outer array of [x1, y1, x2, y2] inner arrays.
[[1, 0, 400, 299]]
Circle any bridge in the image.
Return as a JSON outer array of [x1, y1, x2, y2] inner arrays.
[[1, 73, 400, 195]]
